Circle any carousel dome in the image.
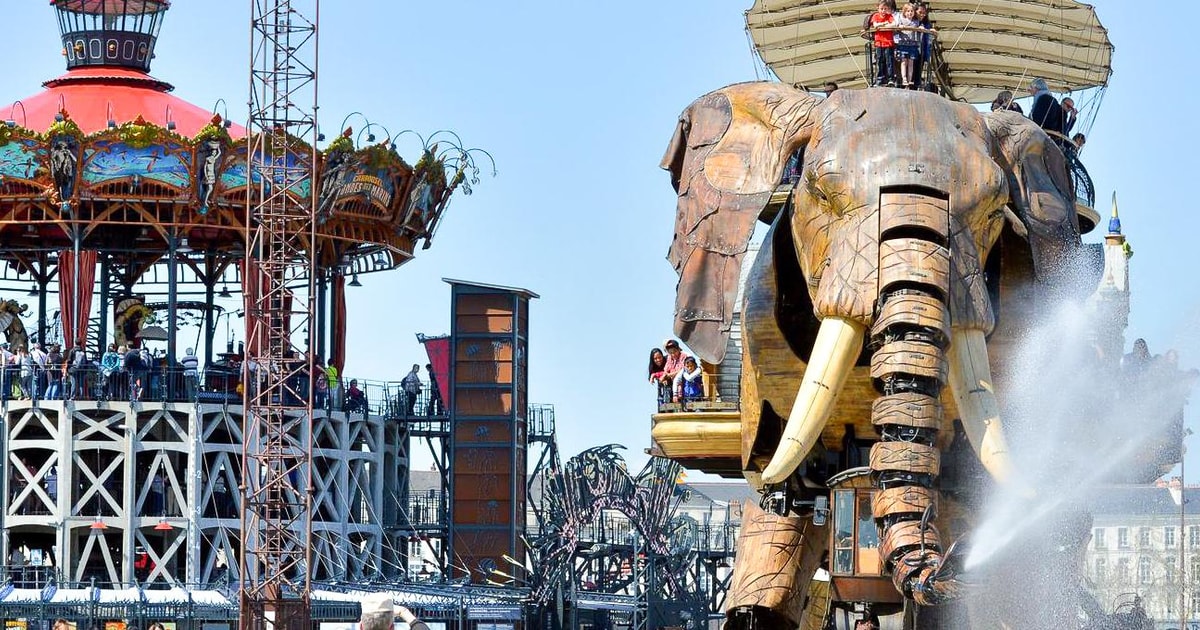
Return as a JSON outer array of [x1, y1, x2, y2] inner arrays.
[[2, 0, 231, 136]]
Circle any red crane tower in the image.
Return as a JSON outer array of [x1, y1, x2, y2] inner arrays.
[[239, 0, 319, 627]]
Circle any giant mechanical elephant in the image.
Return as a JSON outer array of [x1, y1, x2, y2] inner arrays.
[[661, 82, 1086, 626]]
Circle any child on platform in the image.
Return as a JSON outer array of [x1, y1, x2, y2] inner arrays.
[[893, 3, 922, 89], [677, 356, 704, 403], [864, 0, 897, 87]]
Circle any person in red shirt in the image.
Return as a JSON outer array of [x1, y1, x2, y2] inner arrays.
[[661, 339, 689, 401], [863, 0, 898, 87]]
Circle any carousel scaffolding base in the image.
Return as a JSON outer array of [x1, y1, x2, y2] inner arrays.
[[1, 398, 412, 590]]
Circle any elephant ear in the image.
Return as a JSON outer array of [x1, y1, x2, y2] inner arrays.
[[984, 111, 1081, 282], [661, 82, 820, 363]]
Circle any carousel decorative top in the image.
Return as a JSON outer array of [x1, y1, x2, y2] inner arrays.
[[52, 0, 170, 74], [0, 1, 488, 272]]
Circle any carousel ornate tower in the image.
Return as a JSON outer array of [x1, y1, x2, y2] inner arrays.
[[0, 0, 483, 608]]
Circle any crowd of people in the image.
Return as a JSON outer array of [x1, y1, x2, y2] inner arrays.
[[992, 79, 1086, 154], [860, 0, 1089, 160], [0, 339, 453, 423], [648, 338, 705, 406], [862, 1, 937, 90], [0, 340, 197, 403]]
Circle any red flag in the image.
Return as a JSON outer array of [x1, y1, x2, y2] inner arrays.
[[420, 335, 449, 402]]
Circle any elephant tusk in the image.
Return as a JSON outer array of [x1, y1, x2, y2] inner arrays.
[[947, 328, 1012, 482], [761, 316, 865, 485]]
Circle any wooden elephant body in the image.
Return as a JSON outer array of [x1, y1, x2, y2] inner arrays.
[[661, 82, 1090, 627]]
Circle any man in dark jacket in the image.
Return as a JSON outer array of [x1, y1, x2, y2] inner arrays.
[[123, 346, 144, 401], [1027, 78, 1066, 141]]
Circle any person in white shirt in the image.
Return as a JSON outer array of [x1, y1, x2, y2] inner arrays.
[[181, 348, 200, 401]]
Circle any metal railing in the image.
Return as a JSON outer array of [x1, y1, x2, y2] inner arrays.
[[653, 372, 740, 413], [1064, 143, 1096, 208]]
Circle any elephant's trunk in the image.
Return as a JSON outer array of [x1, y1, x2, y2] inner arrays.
[[869, 197, 957, 606]]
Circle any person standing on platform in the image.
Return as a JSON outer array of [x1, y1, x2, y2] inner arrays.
[[425, 363, 442, 416], [401, 364, 422, 417], [181, 348, 199, 401], [864, 1, 897, 87], [325, 361, 340, 410]]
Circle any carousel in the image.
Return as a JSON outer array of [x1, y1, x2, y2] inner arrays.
[[0, 0, 487, 612]]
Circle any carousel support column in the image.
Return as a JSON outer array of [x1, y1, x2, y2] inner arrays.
[[316, 267, 327, 361], [167, 233, 179, 368], [187, 408, 203, 584], [99, 256, 110, 353], [120, 418, 136, 586], [37, 275, 47, 346], [203, 254, 216, 368]]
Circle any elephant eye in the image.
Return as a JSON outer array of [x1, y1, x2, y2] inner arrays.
[[803, 170, 829, 203]]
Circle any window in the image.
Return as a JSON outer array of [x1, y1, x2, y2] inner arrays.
[[1139, 527, 1152, 548], [1191, 556, 1200, 582], [1166, 557, 1177, 583], [1094, 557, 1107, 581], [1190, 525, 1200, 548], [1094, 528, 1107, 550], [832, 490, 855, 575], [1138, 557, 1152, 583], [1116, 558, 1129, 582], [1118, 527, 1129, 549], [1166, 526, 1177, 547]]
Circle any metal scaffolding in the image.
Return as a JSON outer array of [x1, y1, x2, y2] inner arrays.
[[239, 0, 320, 627]]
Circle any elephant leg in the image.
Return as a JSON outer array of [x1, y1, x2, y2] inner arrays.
[[869, 195, 957, 606], [724, 500, 828, 629]]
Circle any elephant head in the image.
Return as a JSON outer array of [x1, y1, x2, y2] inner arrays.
[[661, 82, 1080, 604]]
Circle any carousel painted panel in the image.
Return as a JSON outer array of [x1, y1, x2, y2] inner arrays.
[[80, 138, 192, 197], [219, 143, 312, 201], [317, 146, 409, 223], [394, 163, 452, 240], [0, 136, 49, 186]]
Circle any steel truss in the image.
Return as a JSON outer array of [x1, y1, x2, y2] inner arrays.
[[239, 0, 320, 628]]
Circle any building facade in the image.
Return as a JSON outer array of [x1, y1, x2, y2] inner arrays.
[[1086, 481, 1200, 627]]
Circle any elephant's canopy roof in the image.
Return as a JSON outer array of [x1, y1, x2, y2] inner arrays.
[[746, 0, 1112, 103]]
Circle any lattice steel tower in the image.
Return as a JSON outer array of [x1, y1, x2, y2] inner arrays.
[[239, 0, 319, 627]]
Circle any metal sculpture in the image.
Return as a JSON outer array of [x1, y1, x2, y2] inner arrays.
[[657, 82, 1127, 626], [530, 445, 716, 628]]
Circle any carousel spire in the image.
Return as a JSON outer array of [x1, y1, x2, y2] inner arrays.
[[51, 0, 171, 74]]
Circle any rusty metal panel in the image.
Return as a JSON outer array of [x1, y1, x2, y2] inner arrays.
[[454, 475, 515, 502], [457, 362, 515, 384], [455, 420, 515, 444], [454, 389, 514, 415], [455, 338, 515, 361]]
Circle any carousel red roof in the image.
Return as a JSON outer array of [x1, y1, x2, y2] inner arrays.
[[0, 67, 245, 138]]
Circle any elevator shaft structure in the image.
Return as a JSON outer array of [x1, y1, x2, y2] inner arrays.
[[238, 1, 320, 627]]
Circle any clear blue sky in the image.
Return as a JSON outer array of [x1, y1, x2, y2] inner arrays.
[[7, 2, 1197, 479]]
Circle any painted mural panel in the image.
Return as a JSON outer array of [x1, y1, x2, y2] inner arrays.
[[219, 145, 311, 200], [82, 140, 191, 189], [0, 138, 47, 182]]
